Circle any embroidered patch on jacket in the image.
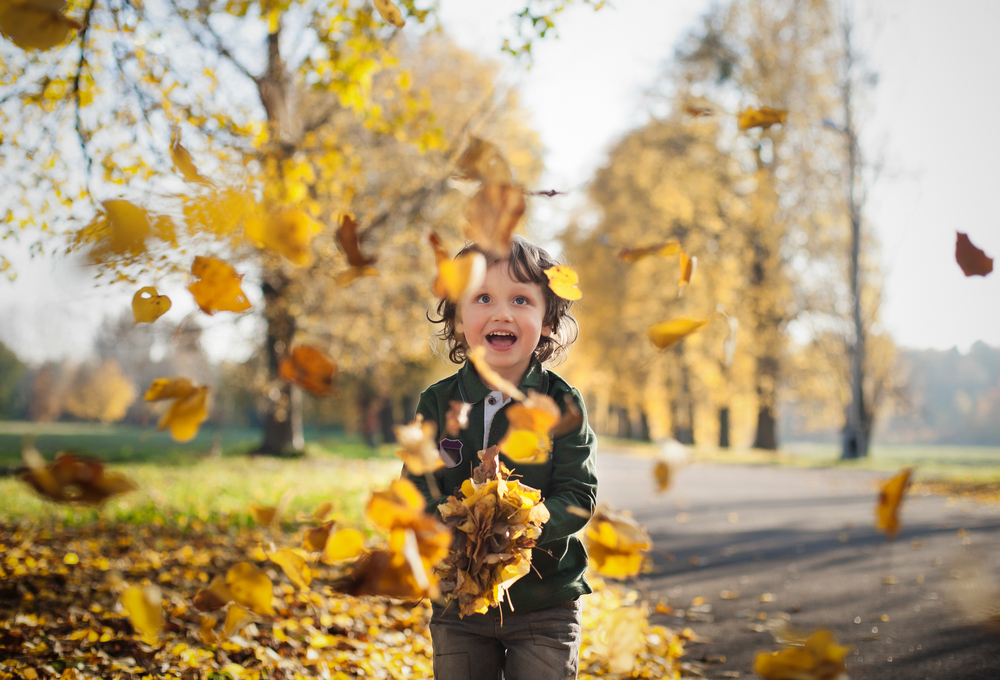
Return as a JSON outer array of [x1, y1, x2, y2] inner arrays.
[[439, 438, 463, 468]]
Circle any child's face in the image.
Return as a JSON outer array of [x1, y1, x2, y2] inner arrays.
[[456, 261, 552, 390]]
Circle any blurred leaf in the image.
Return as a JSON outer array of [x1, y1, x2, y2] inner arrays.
[[591, 606, 647, 674], [221, 604, 253, 639], [456, 137, 512, 184], [322, 528, 365, 563], [678, 250, 697, 292], [435, 250, 487, 304], [336, 213, 376, 268], [647, 317, 709, 350], [753, 629, 851, 680], [131, 286, 172, 324], [653, 459, 671, 493], [585, 505, 652, 579], [738, 106, 788, 130], [876, 468, 912, 540], [0, 0, 82, 51], [468, 346, 526, 400], [956, 232, 994, 277], [245, 208, 321, 266], [618, 240, 681, 263], [278, 344, 337, 396], [367, 478, 425, 531], [120, 585, 163, 640], [187, 256, 251, 315], [170, 133, 210, 185], [225, 562, 274, 616], [248, 503, 278, 526], [193, 576, 233, 612], [445, 401, 472, 436], [393, 415, 442, 476], [144, 377, 209, 443], [373, 0, 404, 27], [19, 448, 137, 506], [267, 548, 311, 590], [464, 183, 525, 255], [499, 390, 561, 464], [543, 265, 582, 301]]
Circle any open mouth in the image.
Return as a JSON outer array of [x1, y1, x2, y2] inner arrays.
[[486, 331, 517, 350]]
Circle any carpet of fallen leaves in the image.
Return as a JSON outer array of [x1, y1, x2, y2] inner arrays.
[[0, 515, 689, 679]]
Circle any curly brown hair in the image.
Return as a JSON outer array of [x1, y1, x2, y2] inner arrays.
[[430, 236, 579, 365]]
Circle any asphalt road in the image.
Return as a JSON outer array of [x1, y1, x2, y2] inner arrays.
[[594, 454, 1000, 680]]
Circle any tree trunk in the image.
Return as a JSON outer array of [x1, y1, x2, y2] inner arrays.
[[718, 406, 730, 448], [257, 272, 304, 456], [752, 352, 779, 451], [752, 404, 777, 450], [402, 394, 417, 422], [670, 349, 696, 445], [379, 398, 396, 445], [637, 411, 651, 442], [615, 406, 632, 439]]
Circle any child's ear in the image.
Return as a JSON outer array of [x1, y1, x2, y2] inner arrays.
[[454, 316, 464, 336], [541, 325, 552, 338]]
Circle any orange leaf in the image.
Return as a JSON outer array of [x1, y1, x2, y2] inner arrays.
[[647, 317, 709, 350], [225, 562, 274, 616], [543, 265, 582, 301], [302, 523, 333, 552], [435, 251, 487, 303], [131, 286, 172, 324], [653, 460, 671, 493], [464, 183, 526, 255], [618, 240, 681, 263], [456, 137, 513, 185], [955, 232, 994, 277], [738, 106, 788, 130], [876, 468, 912, 540], [336, 214, 376, 268], [187, 256, 251, 315], [278, 345, 337, 396], [678, 250, 697, 292], [367, 479, 425, 531]]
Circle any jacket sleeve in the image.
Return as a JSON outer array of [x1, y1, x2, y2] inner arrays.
[[537, 387, 598, 546], [404, 389, 446, 515]]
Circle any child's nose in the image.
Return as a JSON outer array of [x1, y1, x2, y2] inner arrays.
[[493, 303, 514, 321]]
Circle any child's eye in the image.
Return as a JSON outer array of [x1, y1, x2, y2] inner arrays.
[[513, 296, 528, 305], [476, 294, 491, 304]]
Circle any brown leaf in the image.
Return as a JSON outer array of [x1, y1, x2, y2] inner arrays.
[[394, 415, 442, 476], [464, 184, 526, 255], [456, 137, 513, 185], [19, 448, 137, 506], [956, 232, 994, 277], [193, 576, 234, 612], [445, 401, 472, 436], [550, 394, 584, 439], [336, 213, 376, 268], [278, 345, 337, 396]]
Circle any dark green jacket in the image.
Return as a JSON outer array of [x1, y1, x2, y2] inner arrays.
[[407, 358, 598, 614]]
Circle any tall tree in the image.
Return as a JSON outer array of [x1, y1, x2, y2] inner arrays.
[[1, 1, 570, 454]]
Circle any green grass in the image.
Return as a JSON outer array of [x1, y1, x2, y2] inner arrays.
[[0, 421, 403, 526]]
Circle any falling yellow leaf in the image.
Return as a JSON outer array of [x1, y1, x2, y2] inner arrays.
[[322, 528, 365, 563], [248, 503, 278, 526], [132, 286, 171, 324], [221, 605, 253, 639], [144, 377, 209, 443], [591, 606, 648, 674], [436, 251, 488, 304], [618, 240, 682, 263], [302, 522, 334, 552], [199, 615, 219, 645], [193, 576, 233, 612], [647, 317, 710, 350], [187, 256, 251, 315], [278, 345, 337, 396], [373, 0, 404, 27], [653, 460, 671, 493], [753, 629, 851, 680], [267, 548, 311, 590], [543, 265, 583, 301], [456, 137, 513, 185], [678, 250, 697, 291], [170, 133, 210, 185], [367, 479, 425, 531], [74, 199, 176, 265], [225, 562, 274, 616], [0, 0, 82, 51], [245, 208, 321, 267], [499, 391, 561, 464], [467, 346, 526, 400], [19, 448, 137, 506], [311, 501, 334, 523], [585, 505, 652, 579], [464, 183, 526, 255], [120, 585, 163, 639], [738, 106, 788, 130], [876, 468, 912, 540], [333, 265, 379, 286], [394, 415, 442, 476]]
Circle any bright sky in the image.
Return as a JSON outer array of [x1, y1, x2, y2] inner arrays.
[[1, 0, 998, 365]]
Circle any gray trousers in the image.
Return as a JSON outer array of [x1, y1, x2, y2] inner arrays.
[[429, 598, 582, 680]]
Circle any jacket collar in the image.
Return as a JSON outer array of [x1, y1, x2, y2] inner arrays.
[[459, 357, 544, 404]]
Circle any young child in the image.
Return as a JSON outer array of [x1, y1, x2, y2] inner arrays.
[[407, 236, 598, 680]]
